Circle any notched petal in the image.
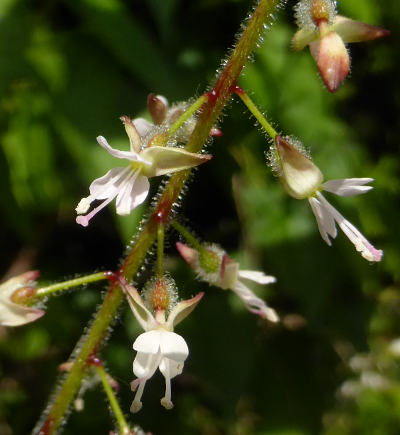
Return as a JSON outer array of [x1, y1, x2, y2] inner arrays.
[[238, 270, 276, 285], [322, 178, 374, 196], [159, 331, 189, 361], [133, 330, 161, 354]]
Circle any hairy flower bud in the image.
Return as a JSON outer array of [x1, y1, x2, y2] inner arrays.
[[147, 93, 168, 125], [273, 135, 323, 199], [143, 275, 177, 314], [176, 242, 278, 321], [267, 136, 382, 261], [0, 271, 45, 326]]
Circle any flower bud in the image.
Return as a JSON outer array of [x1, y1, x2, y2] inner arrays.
[[147, 93, 168, 125], [10, 286, 37, 304], [176, 242, 225, 286], [273, 135, 323, 200], [315, 22, 350, 93], [142, 275, 177, 313], [0, 270, 44, 327]]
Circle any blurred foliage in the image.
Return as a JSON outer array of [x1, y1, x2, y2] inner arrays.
[[0, 0, 399, 434]]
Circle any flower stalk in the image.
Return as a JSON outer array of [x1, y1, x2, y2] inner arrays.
[[171, 220, 204, 252], [234, 86, 278, 140], [32, 272, 112, 302], [34, 1, 282, 432], [95, 363, 131, 435]]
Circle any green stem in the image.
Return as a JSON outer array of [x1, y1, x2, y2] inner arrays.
[[95, 364, 131, 435], [235, 88, 278, 140], [157, 223, 165, 277], [167, 94, 208, 136], [171, 221, 204, 252], [34, 2, 281, 433], [33, 272, 111, 301]]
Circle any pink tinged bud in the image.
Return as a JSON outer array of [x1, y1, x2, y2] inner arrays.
[[315, 23, 350, 92], [147, 93, 168, 125], [210, 127, 223, 137], [275, 135, 323, 199], [333, 16, 390, 43]]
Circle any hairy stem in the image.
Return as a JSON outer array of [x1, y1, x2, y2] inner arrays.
[[95, 364, 131, 435], [34, 1, 281, 433], [32, 272, 111, 302], [234, 86, 278, 139], [156, 223, 165, 277]]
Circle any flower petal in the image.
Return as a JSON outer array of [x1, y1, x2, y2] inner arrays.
[[233, 281, 279, 322], [316, 192, 383, 262], [97, 136, 150, 164], [133, 117, 154, 138], [0, 300, 44, 327], [332, 15, 390, 43], [159, 357, 184, 379], [88, 167, 129, 200], [133, 330, 162, 354], [308, 196, 337, 245], [115, 171, 150, 216], [141, 146, 212, 177], [133, 350, 161, 379], [158, 330, 189, 362], [322, 178, 374, 196], [167, 292, 203, 329], [76, 167, 132, 226], [238, 270, 276, 285]]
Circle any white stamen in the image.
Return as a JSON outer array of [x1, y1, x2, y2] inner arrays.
[[130, 380, 145, 413]]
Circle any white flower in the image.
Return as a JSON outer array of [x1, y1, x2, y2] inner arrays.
[[176, 242, 279, 322], [121, 279, 203, 413], [76, 115, 211, 226], [0, 271, 44, 327], [292, 0, 389, 92], [272, 135, 383, 262]]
